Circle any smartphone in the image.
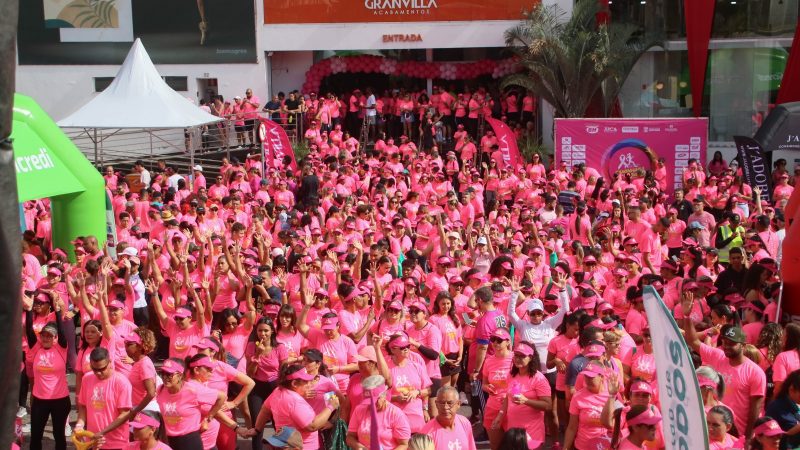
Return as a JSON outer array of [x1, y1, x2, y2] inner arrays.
[[324, 391, 336, 402]]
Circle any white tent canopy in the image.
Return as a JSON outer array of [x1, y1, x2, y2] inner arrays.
[[58, 38, 222, 129]]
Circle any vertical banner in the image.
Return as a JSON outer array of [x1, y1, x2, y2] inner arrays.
[[642, 286, 709, 450], [684, 0, 715, 117], [777, 23, 800, 105], [104, 191, 118, 260], [555, 118, 708, 196], [260, 119, 298, 172], [485, 117, 523, 170], [734, 136, 772, 204]]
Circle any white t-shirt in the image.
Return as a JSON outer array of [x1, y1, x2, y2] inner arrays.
[[167, 174, 184, 190], [366, 95, 377, 117]]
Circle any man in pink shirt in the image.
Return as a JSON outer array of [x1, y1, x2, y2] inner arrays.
[[421, 386, 477, 450], [76, 347, 133, 449], [683, 310, 766, 440], [241, 88, 260, 146]]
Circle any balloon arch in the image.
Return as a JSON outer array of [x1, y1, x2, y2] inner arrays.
[[301, 55, 521, 94]]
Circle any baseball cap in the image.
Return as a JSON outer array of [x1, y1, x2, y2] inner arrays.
[[491, 328, 511, 341], [321, 316, 339, 330], [356, 346, 378, 363], [513, 343, 535, 357], [754, 419, 784, 437], [174, 307, 193, 319], [389, 333, 411, 348], [189, 356, 216, 370], [630, 380, 655, 395], [124, 333, 142, 345], [264, 426, 304, 449], [585, 343, 606, 358], [527, 299, 544, 312], [581, 362, 605, 378], [720, 325, 747, 344], [160, 359, 184, 374], [121, 247, 139, 257], [193, 337, 220, 353], [286, 367, 315, 381]]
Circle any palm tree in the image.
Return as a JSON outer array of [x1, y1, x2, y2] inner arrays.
[[502, 1, 662, 118]]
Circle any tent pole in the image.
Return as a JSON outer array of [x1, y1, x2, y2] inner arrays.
[[93, 128, 98, 167]]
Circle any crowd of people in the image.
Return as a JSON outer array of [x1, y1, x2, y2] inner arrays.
[[199, 85, 539, 154], [16, 95, 800, 450]]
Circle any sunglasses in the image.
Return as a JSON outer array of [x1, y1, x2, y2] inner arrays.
[[490, 337, 507, 344], [408, 309, 423, 315], [159, 371, 178, 379], [387, 308, 402, 314], [394, 346, 410, 351], [92, 364, 110, 374]]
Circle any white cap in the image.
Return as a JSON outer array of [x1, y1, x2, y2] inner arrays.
[[121, 247, 139, 257], [271, 247, 285, 257], [477, 236, 488, 245], [527, 299, 544, 312], [193, 165, 203, 172]]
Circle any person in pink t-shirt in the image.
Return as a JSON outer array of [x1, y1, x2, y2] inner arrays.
[[246, 364, 340, 450], [615, 405, 663, 450], [422, 386, 477, 450], [125, 411, 173, 450], [683, 297, 767, 440], [564, 362, 612, 450], [384, 332, 433, 433], [346, 375, 411, 449], [155, 358, 227, 449], [501, 341, 552, 450], [23, 291, 70, 450], [481, 327, 513, 448], [151, 284, 207, 360], [123, 329, 158, 419], [75, 347, 133, 450]]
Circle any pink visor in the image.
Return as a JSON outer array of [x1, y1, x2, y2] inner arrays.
[[321, 316, 339, 330], [697, 375, 717, 389], [189, 356, 216, 370], [129, 413, 161, 429], [513, 343, 535, 356], [124, 333, 142, 345], [286, 368, 315, 381], [626, 406, 662, 427], [389, 334, 410, 348], [581, 364, 605, 378], [754, 419, 784, 437]]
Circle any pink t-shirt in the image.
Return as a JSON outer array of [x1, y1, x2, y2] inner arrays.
[[429, 314, 462, 354], [129, 356, 157, 407], [406, 322, 443, 379], [420, 415, 478, 450], [772, 350, 800, 384], [221, 325, 251, 361], [568, 388, 610, 450], [699, 343, 766, 434], [264, 387, 319, 449], [307, 329, 357, 390], [505, 372, 551, 440], [276, 330, 307, 360], [389, 359, 433, 432], [481, 353, 513, 412], [156, 381, 219, 437], [547, 334, 580, 391], [28, 342, 69, 399], [244, 342, 288, 383], [348, 401, 411, 449], [123, 442, 172, 450], [164, 320, 205, 360], [77, 372, 133, 449]]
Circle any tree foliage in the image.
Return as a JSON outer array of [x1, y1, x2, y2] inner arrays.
[[503, 1, 662, 118]]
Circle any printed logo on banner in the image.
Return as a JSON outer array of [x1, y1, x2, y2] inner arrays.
[[622, 126, 640, 133], [604, 127, 618, 133], [585, 125, 599, 134]]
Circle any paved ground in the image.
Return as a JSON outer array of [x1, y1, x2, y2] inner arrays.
[[18, 373, 491, 449]]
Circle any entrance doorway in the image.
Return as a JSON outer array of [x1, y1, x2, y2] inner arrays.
[[197, 78, 219, 104]]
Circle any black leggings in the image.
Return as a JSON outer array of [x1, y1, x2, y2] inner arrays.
[[168, 430, 204, 450], [247, 379, 278, 450], [30, 395, 71, 450]]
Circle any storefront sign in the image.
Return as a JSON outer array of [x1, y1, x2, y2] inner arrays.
[[264, 0, 536, 24], [642, 286, 709, 450], [554, 118, 708, 195], [382, 34, 423, 43]]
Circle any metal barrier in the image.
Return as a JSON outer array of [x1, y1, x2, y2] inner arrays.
[[61, 112, 306, 176]]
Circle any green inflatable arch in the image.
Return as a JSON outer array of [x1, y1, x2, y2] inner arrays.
[[13, 93, 106, 259]]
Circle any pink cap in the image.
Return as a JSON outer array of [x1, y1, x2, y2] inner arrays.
[[500, 261, 513, 270], [189, 356, 216, 370], [630, 380, 655, 395], [286, 367, 315, 381], [612, 268, 629, 277], [174, 307, 192, 319], [389, 333, 411, 348], [754, 419, 784, 437], [581, 363, 605, 378], [129, 413, 161, 429], [47, 267, 62, 277], [108, 300, 126, 310], [321, 316, 339, 330], [513, 343, 535, 356], [491, 328, 511, 341], [356, 346, 378, 363], [626, 406, 663, 427], [193, 338, 220, 353], [585, 344, 606, 358], [160, 359, 184, 374], [409, 301, 429, 313], [124, 333, 142, 345], [597, 302, 614, 313], [697, 374, 717, 389], [387, 300, 404, 311]]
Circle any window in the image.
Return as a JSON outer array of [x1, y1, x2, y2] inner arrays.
[[163, 76, 188, 91]]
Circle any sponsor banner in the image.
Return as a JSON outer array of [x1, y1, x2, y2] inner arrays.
[[734, 136, 772, 203], [105, 192, 118, 260], [19, 0, 256, 64], [642, 286, 709, 450], [260, 120, 298, 172], [264, 0, 536, 24], [554, 118, 708, 195], [486, 117, 523, 170]]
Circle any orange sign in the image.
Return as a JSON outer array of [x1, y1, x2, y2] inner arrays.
[[264, 0, 537, 24]]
